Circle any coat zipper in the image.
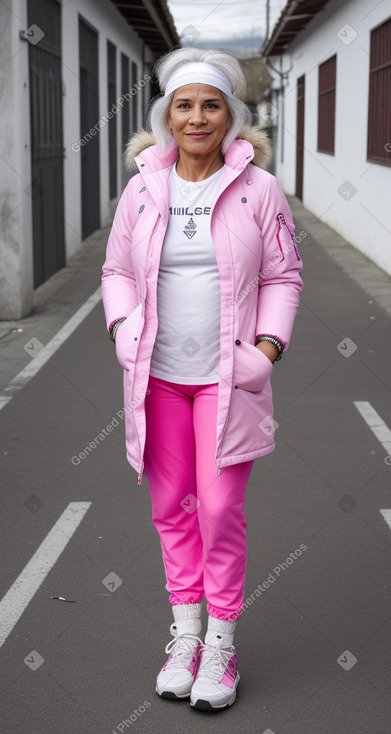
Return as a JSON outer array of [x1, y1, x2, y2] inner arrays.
[[135, 153, 252, 484], [209, 186, 238, 476]]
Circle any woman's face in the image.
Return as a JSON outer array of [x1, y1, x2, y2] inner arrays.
[[168, 84, 229, 158]]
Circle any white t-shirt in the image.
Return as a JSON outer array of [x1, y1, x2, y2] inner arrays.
[[149, 162, 225, 384]]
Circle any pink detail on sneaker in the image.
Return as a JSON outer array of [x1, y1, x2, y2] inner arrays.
[[162, 653, 173, 671], [188, 645, 201, 676], [221, 653, 237, 688]]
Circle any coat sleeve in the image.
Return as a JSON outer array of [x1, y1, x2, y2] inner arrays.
[[255, 175, 303, 351], [101, 183, 139, 331]]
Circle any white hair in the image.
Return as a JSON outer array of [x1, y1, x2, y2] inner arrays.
[[148, 47, 252, 154]]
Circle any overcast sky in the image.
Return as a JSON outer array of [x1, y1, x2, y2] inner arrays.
[[166, 0, 288, 46]]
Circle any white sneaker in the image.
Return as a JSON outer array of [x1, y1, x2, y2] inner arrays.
[[156, 623, 202, 699], [190, 639, 239, 710]]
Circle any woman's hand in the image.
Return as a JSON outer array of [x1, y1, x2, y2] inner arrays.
[[255, 340, 279, 363]]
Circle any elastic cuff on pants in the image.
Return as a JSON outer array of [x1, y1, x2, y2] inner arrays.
[[172, 602, 202, 621], [206, 602, 243, 622]]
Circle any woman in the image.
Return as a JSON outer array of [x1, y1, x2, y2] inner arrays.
[[102, 47, 303, 711]]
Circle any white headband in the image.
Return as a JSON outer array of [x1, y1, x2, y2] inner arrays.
[[164, 62, 233, 98]]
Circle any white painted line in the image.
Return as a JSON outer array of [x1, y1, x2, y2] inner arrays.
[[0, 501, 91, 648], [0, 396, 12, 410], [353, 401, 391, 455], [0, 287, 101, 411], [380, 510, 391, 532]]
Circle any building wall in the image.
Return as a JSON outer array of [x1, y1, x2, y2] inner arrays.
[[62, 0, 150, 259], [0, 0, 34, 320], [273, 0, 391, 276], [0, 0, 154, 319]]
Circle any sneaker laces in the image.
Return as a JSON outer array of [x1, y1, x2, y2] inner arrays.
[[198, 641, 235, 683], [164, 626, 203, 673]]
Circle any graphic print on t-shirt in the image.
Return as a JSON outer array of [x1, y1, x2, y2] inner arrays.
[[183, 217, 197, 239], [149, 163, 226, 385]]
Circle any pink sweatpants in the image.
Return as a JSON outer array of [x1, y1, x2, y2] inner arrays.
[[143, 375, 254, 621]]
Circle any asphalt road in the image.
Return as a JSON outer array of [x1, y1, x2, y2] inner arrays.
[[1, 200, 391, 734]]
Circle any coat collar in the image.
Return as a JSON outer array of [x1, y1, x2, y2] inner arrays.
[[133, 137, 262, 215], [134, 137, 255, 177], [126, 126, 272, 174]]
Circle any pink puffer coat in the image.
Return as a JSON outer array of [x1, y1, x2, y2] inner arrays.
[[102, 128, 303, 483]]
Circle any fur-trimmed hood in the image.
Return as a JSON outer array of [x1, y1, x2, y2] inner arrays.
[[124, 126, 272, 172]]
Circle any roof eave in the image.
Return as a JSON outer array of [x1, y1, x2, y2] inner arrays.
[[110, 0, 180, 54], [262, 0, 330, 57]]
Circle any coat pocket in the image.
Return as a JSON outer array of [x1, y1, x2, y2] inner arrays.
[[233, 340, 273, 392], [115, 303, 144, 372]]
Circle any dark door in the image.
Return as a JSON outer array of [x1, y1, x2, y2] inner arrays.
[[131, 62, 138, 131], [121, 53, 130, 189], [295, 75, 305, 200], [107, 41, 117, 200], [79, 18, 100, 239], [28, 0, 65, 288]]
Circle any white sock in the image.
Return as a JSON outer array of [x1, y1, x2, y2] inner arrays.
[[205, 615, 236, 648], [172, 603, 202, 636]]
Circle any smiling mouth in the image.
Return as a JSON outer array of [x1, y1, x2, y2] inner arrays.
[[185, 132, 211, 138]]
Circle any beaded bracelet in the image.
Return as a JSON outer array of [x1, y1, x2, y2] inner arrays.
[[109, 317, 126, 342]]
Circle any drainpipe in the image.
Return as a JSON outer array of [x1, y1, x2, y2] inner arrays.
[[265, 53, 292, 164]]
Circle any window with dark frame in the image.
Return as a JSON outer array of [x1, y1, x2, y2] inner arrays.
[[367, 17, 391, 167], [317, 55, 336, 155], [107, 40, 117, 199]]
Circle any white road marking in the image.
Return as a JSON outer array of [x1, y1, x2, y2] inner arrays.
[[0, 501, 91, 648], [353, 401, 391, 455], [380, 510, 391, 531], [354, 402, 391, 532], [0, 287, 102, 411]]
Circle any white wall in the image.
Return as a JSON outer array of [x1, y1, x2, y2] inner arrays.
[[273, 0, 391, 276], [0, 0, 33, 319], [62, 0, 148, 259]]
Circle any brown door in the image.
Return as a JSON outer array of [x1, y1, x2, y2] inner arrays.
[[295, 75, 305, 200]]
